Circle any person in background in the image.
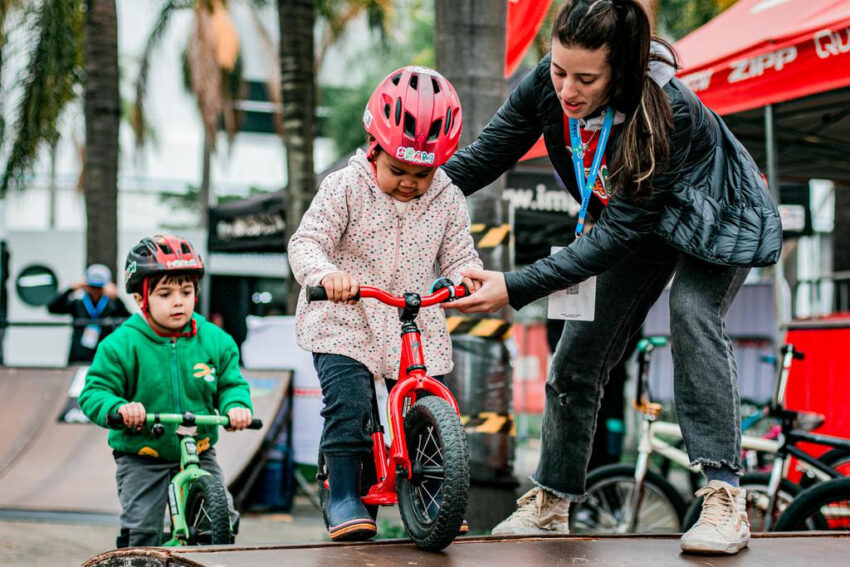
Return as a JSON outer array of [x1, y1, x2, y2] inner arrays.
[[47, 264, 131, 364]]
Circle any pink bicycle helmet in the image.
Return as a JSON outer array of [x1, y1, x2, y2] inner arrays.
[[363, 66, 462, 167]]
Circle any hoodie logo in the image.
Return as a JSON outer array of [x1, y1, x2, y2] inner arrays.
[[193, 363, 216, 382]]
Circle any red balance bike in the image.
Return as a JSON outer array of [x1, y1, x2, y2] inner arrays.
[[308, 283, 470, 551]]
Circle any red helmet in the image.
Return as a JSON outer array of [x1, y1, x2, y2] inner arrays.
[[124, 234, 205, 294], [363, 66, 462, 167]]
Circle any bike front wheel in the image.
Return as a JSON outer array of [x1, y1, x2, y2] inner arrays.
[[570, 464, 686, 534], [185, 474, 233, 545], [397, 396, 469, 551], [774, 476, 850, 531]]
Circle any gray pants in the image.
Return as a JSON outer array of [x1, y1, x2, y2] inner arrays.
[[114, 448, 237, 546], [532, 236, 749, 500]]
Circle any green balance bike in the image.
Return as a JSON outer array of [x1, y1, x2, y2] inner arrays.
[[108, 412, 262, 546]]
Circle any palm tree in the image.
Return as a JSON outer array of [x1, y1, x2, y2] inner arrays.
[[83, 0, 120, 276]]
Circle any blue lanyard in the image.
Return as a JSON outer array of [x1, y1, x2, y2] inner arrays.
[[569, 107, 615, 238], [82, 293, 109, 320]]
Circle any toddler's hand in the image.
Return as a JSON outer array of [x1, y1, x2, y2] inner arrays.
[[118, 402, 147, 430], [461, 276, 481, 295], [227, 407, 253, 431], [321, 272, 360, 303]]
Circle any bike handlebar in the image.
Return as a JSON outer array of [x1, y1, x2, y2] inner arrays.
[[306, 284, 469, 307], [107, 412, 263, 430]]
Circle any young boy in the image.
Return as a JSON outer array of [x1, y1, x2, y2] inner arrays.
[[79, 235, 253, 548]]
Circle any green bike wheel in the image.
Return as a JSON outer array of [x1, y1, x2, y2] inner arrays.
[[185, 475, 233, 545]]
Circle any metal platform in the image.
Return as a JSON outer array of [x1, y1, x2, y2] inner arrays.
[[82, 532, 850, 567]]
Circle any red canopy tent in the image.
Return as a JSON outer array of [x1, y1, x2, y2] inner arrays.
[[675, 0, 850, 116]]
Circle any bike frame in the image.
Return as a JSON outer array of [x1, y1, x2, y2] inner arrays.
[[314, 286, 466, 508]]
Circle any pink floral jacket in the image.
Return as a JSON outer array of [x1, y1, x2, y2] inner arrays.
[[290, 150, 482, 379]]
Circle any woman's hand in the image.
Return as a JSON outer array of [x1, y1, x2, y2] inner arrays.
[[444, 269, 509, 313], [321, 271, 360, 303]]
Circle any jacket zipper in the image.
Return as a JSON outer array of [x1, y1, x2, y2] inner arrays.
[[170, 339, 182, 457], [380, 208, 405, 378]]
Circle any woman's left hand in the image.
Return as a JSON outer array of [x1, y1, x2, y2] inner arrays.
[[445, 269, 509, 313]]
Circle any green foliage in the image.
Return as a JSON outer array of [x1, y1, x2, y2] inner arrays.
[[320, 1, 434, 158], [1, 0, 85, 193], [657, 0, 734, 41]]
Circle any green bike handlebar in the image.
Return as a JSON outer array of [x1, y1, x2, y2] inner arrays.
[[637, 336, 669, 352], [106, 411, 262, 430]]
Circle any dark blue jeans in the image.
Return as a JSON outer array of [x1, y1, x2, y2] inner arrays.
[[313, 353, 374, 455], [532, 236, 749, 500]]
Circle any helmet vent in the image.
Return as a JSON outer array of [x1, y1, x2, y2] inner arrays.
[[427, 119, 442, 142], [390, 73, 401, 86], [445, 108, 453, 134], [404, 112, 417, 138], [158, 243, 173, 254], [383, 103, 391, 119], [409, 74, 418, 90], [395, 99, 402, 126], [181, 243, 191, 254], [431, 78, 441, 94]]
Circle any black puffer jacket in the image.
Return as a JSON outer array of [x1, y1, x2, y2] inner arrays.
[[442, 54, 782, 310]]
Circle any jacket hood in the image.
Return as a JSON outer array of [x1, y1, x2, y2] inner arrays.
[[124, 312, 205, 343], [349, 149, 453, 206]]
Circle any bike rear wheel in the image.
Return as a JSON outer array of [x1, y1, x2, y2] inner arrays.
[[681, 472, 800, 532], [774, 476, 850, 531], [570, 464, 686, 534], [185, 475, 232, 545], [397, 396, 469, 551]]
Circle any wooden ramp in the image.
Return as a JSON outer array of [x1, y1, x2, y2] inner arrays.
[[81, 533, 850, 567], [0, 368, 291, 514]]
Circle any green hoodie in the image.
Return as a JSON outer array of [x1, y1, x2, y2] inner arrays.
[[79, 312, 253, 462]]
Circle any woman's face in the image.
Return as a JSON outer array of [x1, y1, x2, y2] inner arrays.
[[550, 40, 612, 119]]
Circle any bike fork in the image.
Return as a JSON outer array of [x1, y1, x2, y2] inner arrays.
[[763, 454, 785, 531], [627, 419, 652, 532]]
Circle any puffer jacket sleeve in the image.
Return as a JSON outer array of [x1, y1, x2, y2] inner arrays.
[[503, 89, 696, 311], [437, 188, 484, 283], [287, 175, 351, 287], [442, 60, 546, 196]]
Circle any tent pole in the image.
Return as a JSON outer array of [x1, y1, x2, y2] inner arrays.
[[765, 104, 791, 328]]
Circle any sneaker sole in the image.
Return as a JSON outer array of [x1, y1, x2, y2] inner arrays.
[[329, 519, 377, 542], [680, 537, 749, 555], [491, 527, 568, 536]]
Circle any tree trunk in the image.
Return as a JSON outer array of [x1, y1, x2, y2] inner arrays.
[[83, 0, 120, 278], [435, 0, 512, 533], [279, 0, 316, 314]]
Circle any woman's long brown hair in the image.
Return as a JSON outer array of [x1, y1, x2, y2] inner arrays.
[[551, 0, 677, 200]]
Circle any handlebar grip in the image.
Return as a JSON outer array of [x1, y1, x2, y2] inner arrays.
[[107, 413, 126, 429], [248, 418, 263, 430], [794, 350, 805, 360], [306, 286, 328, 302]]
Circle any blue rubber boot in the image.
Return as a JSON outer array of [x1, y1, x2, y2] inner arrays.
[[325, 454, 377, 541]]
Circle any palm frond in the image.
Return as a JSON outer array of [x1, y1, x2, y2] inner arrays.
[[1, 0, 84, 194], [133, 0, 188, 149]]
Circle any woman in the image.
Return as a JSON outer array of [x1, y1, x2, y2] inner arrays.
[[442, 0, 781, 555]]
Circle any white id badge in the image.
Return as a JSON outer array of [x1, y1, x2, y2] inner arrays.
[[547, 246, 596, 321], [81, 324, 102, 349]]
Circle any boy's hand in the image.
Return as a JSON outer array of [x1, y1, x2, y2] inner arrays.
[[117, 402, 147, 430], [226, 407, 253, 431], [461, 276, 481, 295], [321, 271, 360, 303]]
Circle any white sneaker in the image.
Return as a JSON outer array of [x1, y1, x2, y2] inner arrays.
[[491, 487, 570, 535], [681, 480, 750, 554]]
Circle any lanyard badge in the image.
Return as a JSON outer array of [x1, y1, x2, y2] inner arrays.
[[569, 107, 614, 238]]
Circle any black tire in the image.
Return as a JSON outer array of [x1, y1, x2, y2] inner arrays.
[[316, 449, 379, 530], [681, 472, 800, 532], [185, 474, 233, 545], [570, 463, 686, 534], [397, 396, 469, 551], [774, 476, 850, 531]]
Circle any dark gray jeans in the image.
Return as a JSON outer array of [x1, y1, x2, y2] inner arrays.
[[532, 237, 749, 500], [313, 353, 374, 455], [114, 448, 236, 546]]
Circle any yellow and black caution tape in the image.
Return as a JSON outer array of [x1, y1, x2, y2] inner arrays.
[[470, 223, 511, 249], [461, 412, 515, 436], [446, 316, 512, 340]]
